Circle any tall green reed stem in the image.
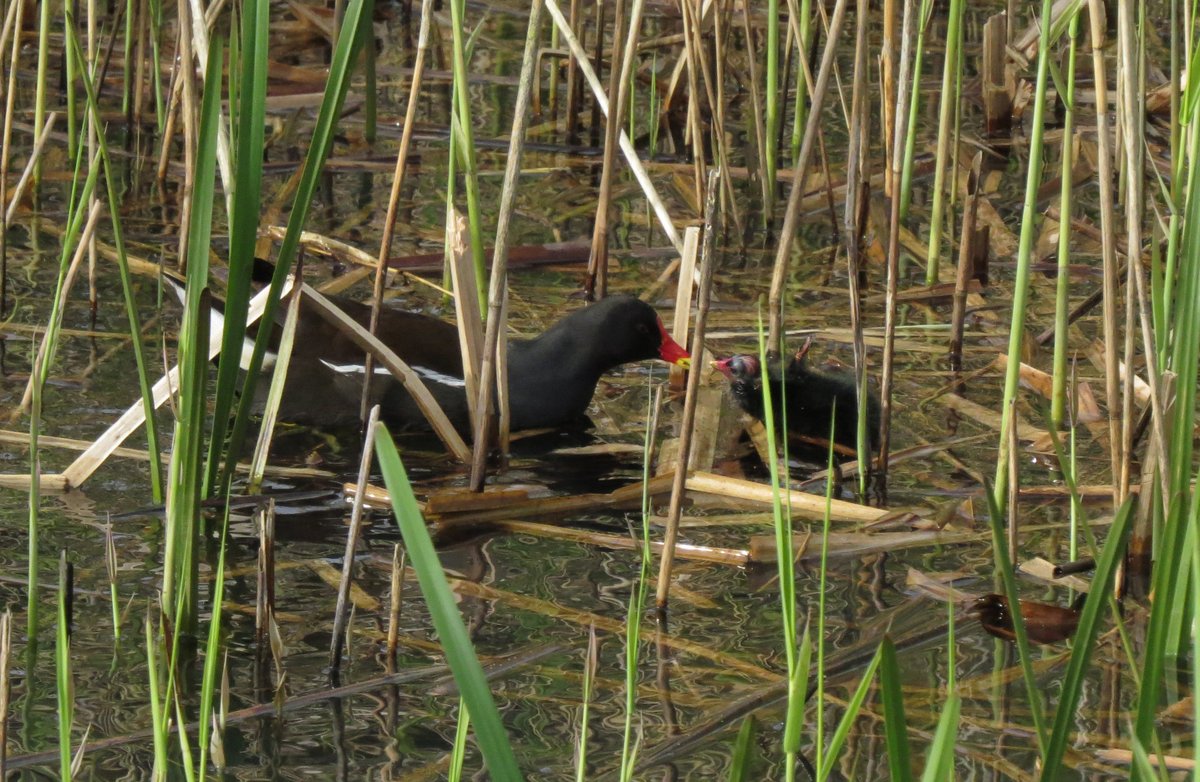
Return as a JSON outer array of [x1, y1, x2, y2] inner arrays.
[[163, 35, 222, 634], [448, 0, 487, 313], [208, 0, 268, 494], [992, 0, 1055, 510], [922, 0, 964, 284], [898, 0, 933, 221], [1131, 26, 1200, 766], [1050, 11, 1081, 429], [55, 552, 72, 779]]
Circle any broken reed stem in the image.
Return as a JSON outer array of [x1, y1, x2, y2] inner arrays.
[[678, 0, 705, 203], [247, 280, 303, 492], [881, 0, 896, 195], [331, 405, 381, 674], [448, 211, 484, 432], [655, 167, 719, 609], [876, 0, 916, 483], [948, 154, 982, 374], [19, 199, 105, 414], [255, 500, 276, 658], [669, 228, 699, 389], [563, 0, 581, 140], [386, 544, 405, 673], [586, 0, 627, 300], [765, 0, 849, 354], [1085, 0, 1124, 505], [181, 0, 234, 217], [468, 0, 543, 491]]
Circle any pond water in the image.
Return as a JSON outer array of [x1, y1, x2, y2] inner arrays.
[[0, 0, 1154, 779]]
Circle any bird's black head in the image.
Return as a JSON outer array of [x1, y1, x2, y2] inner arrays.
[[564, 295, 690, 369]]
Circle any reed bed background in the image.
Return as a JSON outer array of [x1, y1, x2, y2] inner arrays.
[[0, 0, 1196, 778]]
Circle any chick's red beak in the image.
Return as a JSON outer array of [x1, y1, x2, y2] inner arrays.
[[711, 357, 735, 379], [657, 319, 691, 368]]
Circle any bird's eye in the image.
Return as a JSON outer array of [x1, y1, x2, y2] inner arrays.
[[636, 322, 650, 335], [730, 355, 757, 375]]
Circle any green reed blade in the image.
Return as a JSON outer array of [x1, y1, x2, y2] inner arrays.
[[374, 425, 522, 781], [1040, 498, 1134, 778], [878, 636, 912, 782], [207, 0, 268, 493], [223, 0, 375, 482]]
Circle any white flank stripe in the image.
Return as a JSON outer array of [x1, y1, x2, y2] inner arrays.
[[413, 365, 466, 388], [318, 360, 465, 387], [319, 359, 391, 376]]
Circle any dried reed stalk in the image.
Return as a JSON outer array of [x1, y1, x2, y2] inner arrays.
[[655, 168, 719, 609], [585, 0, 634, 300], [1085, 0, 1124, 504], [844, 0, 870, 486], [360, 0, 433, 422], [876, 0, 917, 483], [0, 0, 25, 317], [300, 284, 471, 460], [330, 405, 381, 673], [4, 113, 59, 226], [17, 199, 105, 414], [469, 0, 543, 490]]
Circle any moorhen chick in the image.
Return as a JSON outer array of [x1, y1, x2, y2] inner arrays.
[[181, 283, 690, 435], [713, 343, 880, 454]]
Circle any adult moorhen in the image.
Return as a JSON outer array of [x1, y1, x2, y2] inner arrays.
[[181, 282, 691, 435], [713, 342, 880, 454]]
